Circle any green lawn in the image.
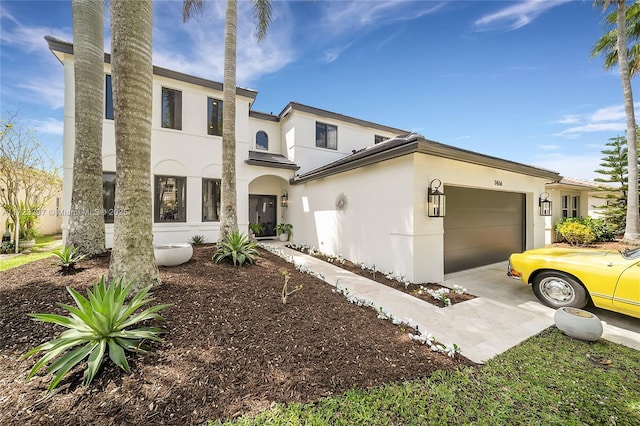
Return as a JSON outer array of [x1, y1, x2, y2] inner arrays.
[[0, 234, 61, 272], [220, 327, 640, 425]]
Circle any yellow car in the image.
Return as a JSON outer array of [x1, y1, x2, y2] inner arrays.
[[508, 247, 640, 319]]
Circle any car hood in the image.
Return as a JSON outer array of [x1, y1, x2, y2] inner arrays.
[[515, 247, 618, 259]]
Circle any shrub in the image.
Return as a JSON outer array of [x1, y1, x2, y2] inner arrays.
[[555, 217, 615, 243], [557, 222, 596, 246], [213, 231, 258, 266], [0, 241, 15, 254], [51, 245, 87, 273], [248, 223, 263, 236], [189, 234, 208, 245], [275, 223, 293, 239], [23, 276, 171, 392]]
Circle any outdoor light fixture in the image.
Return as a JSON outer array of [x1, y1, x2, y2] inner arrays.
[[539, 192, 552, 216], [427, 179, 446, 217], [281, 190, 289, 208]]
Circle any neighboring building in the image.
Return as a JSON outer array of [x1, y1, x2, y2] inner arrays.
[[47, 36, 561, 283], [543, 177, 622, 244], [0, 167, 63, 238]]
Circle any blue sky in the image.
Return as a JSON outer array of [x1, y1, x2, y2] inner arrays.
[[1, 0, 638, 181]]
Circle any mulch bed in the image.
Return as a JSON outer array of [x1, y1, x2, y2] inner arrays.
[[0, 245, 474, 425], [285, 245, 475, 307]]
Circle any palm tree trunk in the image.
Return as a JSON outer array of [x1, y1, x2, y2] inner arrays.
[[68, 0, 106, 255], [108, 0, 160, 289], [615, 0, 640, 243], [220, 0, 239, 239]]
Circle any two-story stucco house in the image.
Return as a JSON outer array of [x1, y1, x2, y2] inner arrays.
[[47, 35, 561, 283]]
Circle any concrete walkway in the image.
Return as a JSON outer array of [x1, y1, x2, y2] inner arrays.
[[266, 242, 640, 364]]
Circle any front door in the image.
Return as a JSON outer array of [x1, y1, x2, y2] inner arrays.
[[248, 195, 277, 237]]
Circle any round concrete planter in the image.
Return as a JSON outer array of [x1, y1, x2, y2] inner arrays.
[[18, 239, 36, 251], [278, 233, 289, 242], [154, 243, 193, 266], [554, 307, 603, 342]]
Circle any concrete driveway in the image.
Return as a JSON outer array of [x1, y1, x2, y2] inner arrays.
[[268, 243, 640, 364], [444, 261, 640, 358]]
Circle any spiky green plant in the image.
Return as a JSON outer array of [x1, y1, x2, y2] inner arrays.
[[51, 245, 88, 273], [213, 231, 258, 266], [189, 234, 208, 245], [23, 276, 171, 392]]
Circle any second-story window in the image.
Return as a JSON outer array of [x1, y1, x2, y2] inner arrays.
[[256, 130, 268, 150], [207, 97, 222, 136], [162, 87, 182, 130], [105, 75, 114, 120], [316, 122, 337, 150]]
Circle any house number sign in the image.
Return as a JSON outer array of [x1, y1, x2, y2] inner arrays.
[[494, 180, 503, 186]]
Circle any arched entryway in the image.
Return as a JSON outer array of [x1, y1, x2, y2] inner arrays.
[[248, 175, 289, 238]]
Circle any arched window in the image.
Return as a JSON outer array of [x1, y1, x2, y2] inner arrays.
[[256, 131, 268, 150]]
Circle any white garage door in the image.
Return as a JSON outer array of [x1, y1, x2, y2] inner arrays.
[[444, 186, 525, 274]]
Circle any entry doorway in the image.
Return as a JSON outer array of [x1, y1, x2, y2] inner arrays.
[[248, 195, 277, 237]]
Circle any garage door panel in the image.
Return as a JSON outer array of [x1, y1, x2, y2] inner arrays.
[[444, 187, 524, 273], [444, 226, 523, 251]]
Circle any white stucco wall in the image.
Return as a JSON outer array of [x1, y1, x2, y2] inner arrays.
[[61, 56, 274, 247], [288, 153, 549, 283], [281, 110, 398, 173]]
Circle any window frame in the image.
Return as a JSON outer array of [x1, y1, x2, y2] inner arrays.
[[154, 175, 187, 223], [202, 178, 221, 222], [161, 87, 183, 130], [256, 130, 269, 150], [207, 97, 223, 136], [561, 195, 580, 218], [315, 121, 338, 150], [103, 172, 116, 223], [105, 74, 114, 120]]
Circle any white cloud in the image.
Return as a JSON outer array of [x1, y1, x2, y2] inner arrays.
[[323, 42, 353, 64], [28, 118, 64, 135], [538, 144, 560, 151], [317, 1, 444, 38], [17, 75, 65, 110], [588, 104, 627, 122], [533, 153, 602, 181], [552, 103, 640, 138], [554, 114, 581, 125], [556, 122, 627, 135], [151, 1, 295, 85], [474, 0, 571, 32], [0, 13, 71, 56]]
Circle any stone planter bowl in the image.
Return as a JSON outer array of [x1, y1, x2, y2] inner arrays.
[[154, 243, 193, 266], [554, 307, 603, 342]]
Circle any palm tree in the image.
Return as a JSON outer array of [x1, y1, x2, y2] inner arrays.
[[108, 0, 160, 289], [183, 0, 272, 239], [592, 1, 640, 76], [68, 0, 106, 255], [594, 0, 640, 244]]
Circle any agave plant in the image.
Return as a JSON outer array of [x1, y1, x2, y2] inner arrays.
[[213, 231, 258, 266], [23, 276, 171, 392], [51, 245, 88, 273], [189, 234, 208, 245]]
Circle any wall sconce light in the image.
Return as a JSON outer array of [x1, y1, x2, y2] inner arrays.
[[426, 179, 446, 217], [281, 190, 289, 208], [539, 192, 552, 216]]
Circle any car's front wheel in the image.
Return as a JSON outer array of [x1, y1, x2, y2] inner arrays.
[[532, 271, 589, 309]]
